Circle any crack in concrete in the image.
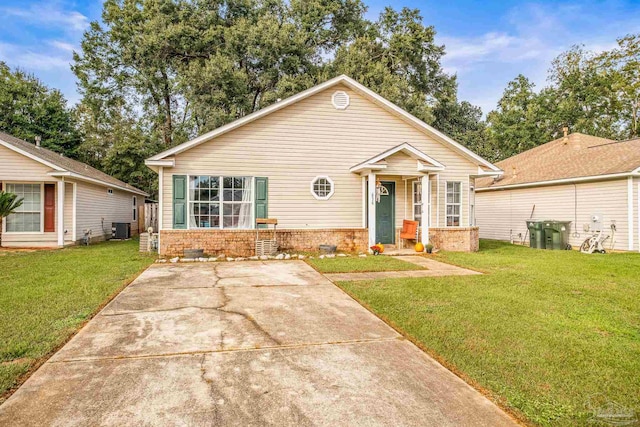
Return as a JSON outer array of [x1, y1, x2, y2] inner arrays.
[[48, 337, 403, 364], [216, 286, 283, 347]]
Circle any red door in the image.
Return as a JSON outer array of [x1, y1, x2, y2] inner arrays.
[[44, 184, 55, 232]]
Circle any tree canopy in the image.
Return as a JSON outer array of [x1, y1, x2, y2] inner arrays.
[[0, 62, 80, 157]]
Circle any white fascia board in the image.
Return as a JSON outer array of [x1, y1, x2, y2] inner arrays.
[[0, 139, 66, 172], [417, 160, 445, 172], [349, 164, 388, 173], [147, 75, 500, 173], [145, 159, 175, 167], [48, 171, 148, 196], [475, 172, 633, 192]]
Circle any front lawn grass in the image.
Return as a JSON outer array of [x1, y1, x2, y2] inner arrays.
[[0, 240, 154, 400], [337, 240, 640, 426], [307, 255, 425, 273]]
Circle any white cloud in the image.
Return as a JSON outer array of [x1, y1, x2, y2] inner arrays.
[[48, 40, 77, 53], [438, 1, 640, 115], [0, 42, 71, 71], [0, 2, 89, 32]]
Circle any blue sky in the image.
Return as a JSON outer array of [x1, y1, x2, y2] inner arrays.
[[1, 0, 640, 115]]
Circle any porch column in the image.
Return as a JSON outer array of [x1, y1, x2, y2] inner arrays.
[[57, 178, 65, 247], [421, 174, 429, 246], [367, 172, 376, 247]]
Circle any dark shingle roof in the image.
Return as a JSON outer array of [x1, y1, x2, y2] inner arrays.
[[477, 133, 640, 189], [0, 131, 147, 195]]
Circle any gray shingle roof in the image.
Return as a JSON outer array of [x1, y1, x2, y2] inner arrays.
[[0, 131, 147, 195], [476, 133, 640, 189]]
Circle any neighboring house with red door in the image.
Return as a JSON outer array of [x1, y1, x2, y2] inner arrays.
[[0, 131, 147, 248], [145, 75, 502, 257]]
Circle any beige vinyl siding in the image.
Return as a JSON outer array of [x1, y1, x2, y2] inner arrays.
[[75, 182, 138, 241], [162, 84, 478, 229], [0, 144, 55, 181], [476, 178, 630, 251]]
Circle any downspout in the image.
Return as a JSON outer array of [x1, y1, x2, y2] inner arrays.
[[158, 166, 163, 255]]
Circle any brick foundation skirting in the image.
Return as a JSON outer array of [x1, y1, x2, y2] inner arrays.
[[160, 228, 369, 257], [160, 227, 479, 257], [429, 227, 479, 252]]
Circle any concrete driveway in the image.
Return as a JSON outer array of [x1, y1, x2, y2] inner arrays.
[[0, 261, 517, 426]]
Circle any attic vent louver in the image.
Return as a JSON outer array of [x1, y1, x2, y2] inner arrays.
[[331, 90, 350, 110]]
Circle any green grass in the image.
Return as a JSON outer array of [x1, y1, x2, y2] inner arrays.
[[0, 240, 154, 399], [336, 240, 640, 426], [307, 255, 425, 273]]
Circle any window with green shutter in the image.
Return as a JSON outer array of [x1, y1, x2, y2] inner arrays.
[[173, 175, 187, 229]]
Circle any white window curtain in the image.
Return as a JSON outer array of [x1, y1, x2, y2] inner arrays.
[[238, 177, 253, 229], [189, 176, 252, 229]]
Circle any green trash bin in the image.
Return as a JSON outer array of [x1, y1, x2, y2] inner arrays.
[[526, 220, 545, 249], [543, 221, 571, 250]]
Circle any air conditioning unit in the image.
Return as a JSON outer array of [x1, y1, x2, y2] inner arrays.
[[112, 223, 131, 240]]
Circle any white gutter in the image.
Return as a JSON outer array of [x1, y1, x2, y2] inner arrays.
[[48, 171, 148, 196], [476, 172, 639, 192]]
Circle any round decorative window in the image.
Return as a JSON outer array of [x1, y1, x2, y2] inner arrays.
[[310, 176, 335, 200]]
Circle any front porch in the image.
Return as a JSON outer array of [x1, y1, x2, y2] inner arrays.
[[351, 143, 482, 252]]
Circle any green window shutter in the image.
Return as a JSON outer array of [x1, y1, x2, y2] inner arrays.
[[255, 177, 268, 228], [173, 175, 187, 229]]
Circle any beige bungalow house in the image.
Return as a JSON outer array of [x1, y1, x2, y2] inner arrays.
[[0, 131, 147, 248], [145, 75, 503, 257], [475, 132, 640, 252]]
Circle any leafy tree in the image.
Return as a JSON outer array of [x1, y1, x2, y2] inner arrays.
[[486, 75, 551, 160], [432, 98, 490, 159], [548, 45, 622, 139], [329, 7, 455, 123], [599, 34, 640, 138], [0, 62, 80, 156], [0, 191, 23, 247]]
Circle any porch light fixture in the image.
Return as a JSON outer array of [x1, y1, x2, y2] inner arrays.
[[375, 179, 389, 203]]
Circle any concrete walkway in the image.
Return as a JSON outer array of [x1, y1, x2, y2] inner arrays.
[[324, 256, 481, 282], [0, 261, 513, 426]]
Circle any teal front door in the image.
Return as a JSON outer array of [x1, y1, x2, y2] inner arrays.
[[375, 181, 395, 244]]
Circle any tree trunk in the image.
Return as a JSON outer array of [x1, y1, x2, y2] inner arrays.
[[161, 69, 173, 146]]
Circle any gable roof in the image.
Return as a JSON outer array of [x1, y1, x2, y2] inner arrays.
[[146, 75, 501, 173], [476, 133, 640, 190], [0, 131, 147, 196], [349, 143, 445, 173]]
